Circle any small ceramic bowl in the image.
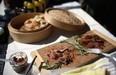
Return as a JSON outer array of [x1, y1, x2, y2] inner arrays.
[[44, 8, 85, 31], [8, 13, 53, 43]]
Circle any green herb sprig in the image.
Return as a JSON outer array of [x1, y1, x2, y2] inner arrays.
[[73, 36, 87, 56], [60, 35, 87, 56], [41, 61, 63, 70]]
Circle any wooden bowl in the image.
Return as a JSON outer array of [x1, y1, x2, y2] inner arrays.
[[44, 8, 85, 31], [8, 13, 53, 43]]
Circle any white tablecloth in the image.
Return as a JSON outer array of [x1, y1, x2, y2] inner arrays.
[[3, 8, 116, 75]]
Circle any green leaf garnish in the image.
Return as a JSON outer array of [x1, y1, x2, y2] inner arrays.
[[41, 61, 63, 70], [60, 35, 87, 56]]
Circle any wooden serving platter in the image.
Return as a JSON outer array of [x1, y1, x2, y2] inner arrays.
[[31, 30, 116, 74]]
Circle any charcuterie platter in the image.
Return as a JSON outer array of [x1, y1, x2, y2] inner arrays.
[[31, 30, 116, 74]]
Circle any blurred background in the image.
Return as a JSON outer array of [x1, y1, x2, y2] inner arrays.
[[1, 0, 115, 36]]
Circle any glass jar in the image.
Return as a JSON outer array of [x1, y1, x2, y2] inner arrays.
[[9, 51, 28, 73]]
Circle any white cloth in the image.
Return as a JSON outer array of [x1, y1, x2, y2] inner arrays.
[[53, 1, 81, 9]]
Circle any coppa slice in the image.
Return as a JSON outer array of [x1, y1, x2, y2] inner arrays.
[[31, 30, 116, 72]]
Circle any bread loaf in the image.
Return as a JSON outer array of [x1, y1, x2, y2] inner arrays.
[[48, 9, 80, 25]]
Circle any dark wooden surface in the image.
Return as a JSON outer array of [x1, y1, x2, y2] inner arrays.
[[0, 44, 8, 75], [0, 1, 9, 74]]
